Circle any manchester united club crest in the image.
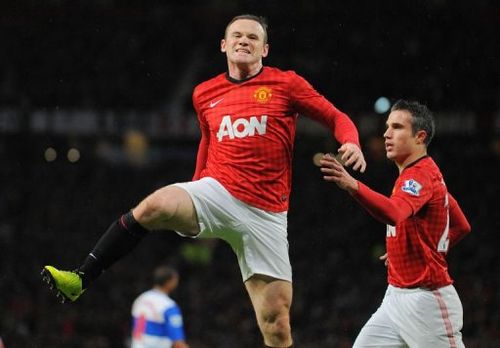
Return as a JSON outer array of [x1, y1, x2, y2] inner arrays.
[[254, 87, 273, 103]]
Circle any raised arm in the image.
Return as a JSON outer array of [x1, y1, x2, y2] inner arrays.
[[320, 154, 412, 225], [290, 72, 366, 172]]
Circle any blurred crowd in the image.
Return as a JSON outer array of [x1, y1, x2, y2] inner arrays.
[[1, 133, 499, 347], [1, 1, 498, 115], [0, 1, 499, 347]]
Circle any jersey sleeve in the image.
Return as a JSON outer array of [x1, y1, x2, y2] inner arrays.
[[448, 193, 472, 247], [353, 181, 413, 226], [192, 88, 210, 181], [391, 166, 433, 216], [288, 72, 360, 146], [163, 305, 186, 341]]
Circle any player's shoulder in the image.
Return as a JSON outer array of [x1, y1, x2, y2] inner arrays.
[[263, 66, 303, 81], [262, 67, 314, 95], [410, 156, 442, 177], [400, 156, 442, 188], [193, 73, 228, 105], [137, 289, 174, 307], [193, 72, 227, 97]]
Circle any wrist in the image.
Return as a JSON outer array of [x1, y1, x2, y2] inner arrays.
[[347, 180, 359, 195]]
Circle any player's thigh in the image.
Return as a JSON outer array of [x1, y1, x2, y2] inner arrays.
[[404, 286, 464, 348], [232, 207, 291, 283], [353, 305, 407, 348], [245, 274, 293, 323], [133, 185, 199, 235]]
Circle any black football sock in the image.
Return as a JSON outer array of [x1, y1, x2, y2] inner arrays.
[[78, 211, 149, 288]]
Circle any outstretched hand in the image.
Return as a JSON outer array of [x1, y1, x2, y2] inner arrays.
[[320, 153, 359, 193], [338, 143, 366, 173]]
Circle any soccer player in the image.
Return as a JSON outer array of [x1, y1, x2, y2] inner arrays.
[[320, 100, 471, 347], [42, 14, 366, 348], [131, 265, 188, 348]]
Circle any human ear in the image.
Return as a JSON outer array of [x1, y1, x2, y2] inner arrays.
[[416, 130, 427, 144], [262, 43, 269, 58]]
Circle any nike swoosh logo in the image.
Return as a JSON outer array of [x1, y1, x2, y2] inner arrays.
[[209, 98, 224, 108]]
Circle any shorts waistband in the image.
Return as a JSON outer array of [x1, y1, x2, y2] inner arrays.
[[388, 284, 453, 293]]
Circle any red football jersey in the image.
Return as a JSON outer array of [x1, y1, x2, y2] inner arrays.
[[386, 156, 455, 288], [192, 66, 360, 212]]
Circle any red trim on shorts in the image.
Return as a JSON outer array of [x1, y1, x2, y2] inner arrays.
[[432, 289, 457, 348]]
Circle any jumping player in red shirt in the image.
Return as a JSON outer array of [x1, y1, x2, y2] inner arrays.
[[320, 99, 471, 347], [42, 14, 366, 348]]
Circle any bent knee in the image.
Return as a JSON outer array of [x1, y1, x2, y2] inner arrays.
[[262, 311, 291, 341], [134, 187, 182, 223]]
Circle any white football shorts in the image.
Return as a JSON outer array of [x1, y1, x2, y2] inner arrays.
[[173, 177, 291, 282], [353, 284, 464, 348]]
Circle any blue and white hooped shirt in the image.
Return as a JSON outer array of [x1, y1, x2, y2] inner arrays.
[[131, 289, 185, 348]]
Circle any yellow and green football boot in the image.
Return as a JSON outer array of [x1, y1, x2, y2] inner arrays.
[[41, 266, 85, 303]]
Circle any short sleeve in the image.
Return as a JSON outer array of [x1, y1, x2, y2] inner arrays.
[[163, 305, 185, 341]]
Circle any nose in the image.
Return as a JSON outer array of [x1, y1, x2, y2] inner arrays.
[[383, 128, 391, 139], [237, 36, 250, 45]]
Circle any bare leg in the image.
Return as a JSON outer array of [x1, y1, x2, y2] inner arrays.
[[79, 185, 199, 287], [132, 185, 199, 235], [42, 183, 203, 302], [245, 274, 293, 347]]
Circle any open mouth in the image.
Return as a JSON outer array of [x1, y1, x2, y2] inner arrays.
[[235, 49, 251, 54]]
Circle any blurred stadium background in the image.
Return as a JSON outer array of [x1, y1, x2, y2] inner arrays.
[[1, 1, 498, 347]]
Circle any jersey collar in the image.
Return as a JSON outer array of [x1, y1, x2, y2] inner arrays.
[[402, 155, 429, 172], [225, 66, 264, 84]]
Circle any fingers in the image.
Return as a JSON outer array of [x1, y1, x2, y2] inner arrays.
[[353, 157, 367, 173], [320, 155, 342, 167], [379, 253, 389, 267], [338, 143, 367, 173], [320, 165, 342, 181], [319, 156, 344, 175], [320, 155, 344, 183]]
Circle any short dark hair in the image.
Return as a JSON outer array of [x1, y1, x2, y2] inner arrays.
[[391, 99, 435, 146], [225, 14, 269, 43], [153, 265, 178, 286]]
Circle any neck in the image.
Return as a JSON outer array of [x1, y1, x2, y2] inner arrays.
[[154, 285, 169, 295], [227, 61, 262, 80], [396, 150, 427, 173]]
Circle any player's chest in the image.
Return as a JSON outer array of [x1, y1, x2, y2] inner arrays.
[[200, 84, 293, 127]]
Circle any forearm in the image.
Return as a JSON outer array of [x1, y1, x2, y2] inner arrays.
[[352, 181, 413, 225], [290, 72, 360, 146], [331, 110, 360, 147], [310, 99, 360, 146]]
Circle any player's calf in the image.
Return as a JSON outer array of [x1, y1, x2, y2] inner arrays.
[[41, 211, 149, 302], [261, 312, 293, 348]]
